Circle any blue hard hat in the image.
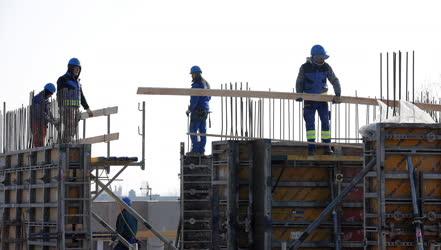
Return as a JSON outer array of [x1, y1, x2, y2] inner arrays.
[[310, 45, 329, 59], [190, 65, 202, 74], [122, 197, 132, 206], [68, 58, 81, 67], [44, 83, 56, 94]]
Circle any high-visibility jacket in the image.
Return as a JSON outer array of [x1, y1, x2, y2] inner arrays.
[[56, 72, 89, 109], [296, 58, 341, 96]]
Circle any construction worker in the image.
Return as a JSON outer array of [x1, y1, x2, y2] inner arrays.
[[114, 197, 138, 250], [56, 58, 93, 143], [186, 65, 211, 156], [296, 44, 341, 155], [31, 83, 58, 147]]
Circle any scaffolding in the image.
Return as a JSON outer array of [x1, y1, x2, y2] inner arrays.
[[0, 93, 176, 249]]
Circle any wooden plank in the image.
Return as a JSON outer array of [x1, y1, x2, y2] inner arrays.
[[79, 106, 118, 120], [188, 132, 363, 148], [77, 133, 119, 144], [136, 230, 176, 240], [286, 154, 363, 162], [137, 87, 441, 112]]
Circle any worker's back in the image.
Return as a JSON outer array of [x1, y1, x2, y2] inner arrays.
[[115, 209, 138, 249]]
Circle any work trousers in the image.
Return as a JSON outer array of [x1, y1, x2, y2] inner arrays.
[[303, 101, 331, 150], [32, 122, 47, 147], [189, 109, 208, 154]]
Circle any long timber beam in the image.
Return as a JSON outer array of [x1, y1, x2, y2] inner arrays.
[[137, 87, 441, 112]]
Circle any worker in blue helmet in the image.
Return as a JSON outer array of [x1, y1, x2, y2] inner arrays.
[[114, 197, 138, 250], [186, 65, 211, 156], [296, 45, 342, 155], [56, 58, 93, 143], [31, 83, 59, 147]]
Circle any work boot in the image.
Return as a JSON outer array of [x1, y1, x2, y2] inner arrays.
[[307, 144, 316, 156], [186, 151, 199, 157], [324, 146, 334, 155]]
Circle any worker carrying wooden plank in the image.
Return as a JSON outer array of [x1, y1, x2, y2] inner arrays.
[[30, 83, 59, 147], [186, 65, 211, 156], [296, 44, 342, 155], [56, 57, 93, 143]]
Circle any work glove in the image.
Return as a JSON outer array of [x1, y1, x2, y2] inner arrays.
[[295, 98, 303, 102], [332, 95, 342, 104], [54, 119, 61, 129], [86, 108, 94, 117], [186, 110, 191, 116]]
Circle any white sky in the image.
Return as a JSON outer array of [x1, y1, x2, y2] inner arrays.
[[1, 0, 441, 196]]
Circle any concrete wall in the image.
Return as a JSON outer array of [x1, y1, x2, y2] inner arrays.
[[92, 200, 179, 250]]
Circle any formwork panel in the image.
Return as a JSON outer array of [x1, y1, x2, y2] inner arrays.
[[211, 140, 253, 249], [0, 144, 91, 250], [180, 146, 213, 250], [208, 140, 364, 250], [270, 142, 364, 250], [364, 123, 441, 249]]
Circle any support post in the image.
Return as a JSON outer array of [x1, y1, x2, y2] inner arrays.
[[406, 156, 424, 250]]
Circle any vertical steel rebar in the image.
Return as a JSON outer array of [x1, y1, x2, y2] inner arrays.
[[279, 99, 282, 140], [230, 83, 233, 136], [245, 83, 249, 137], [240, 83, 243, 137], [269, 89, 272, 138], [288, 99, 291, 140], [301, 101, 304, 141], [273, 98, 275, 140], [260, 98, 265, 138], [283, 99, 285, 140], [393, 52, 396, 116], [399, 50, 402, 101], [413, 51, 415, 103], [406, 51, 409, 101], [235, 82, 238, 137], [257, 99, 260, 138], [380, 53, 383, 101], [386, 52, 389, 118], [292, 89, 295, 141], [221, 84, 223, 139]]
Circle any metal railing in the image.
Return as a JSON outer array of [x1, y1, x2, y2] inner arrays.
[[1, 89, 119, 153]]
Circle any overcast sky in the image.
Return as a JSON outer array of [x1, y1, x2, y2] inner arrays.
[[1, 0, 441, 196]]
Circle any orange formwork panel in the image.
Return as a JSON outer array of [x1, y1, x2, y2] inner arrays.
[[208, 140, 364, 250], [363, 123, 441, 250], [270, 142, 364, 250]]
